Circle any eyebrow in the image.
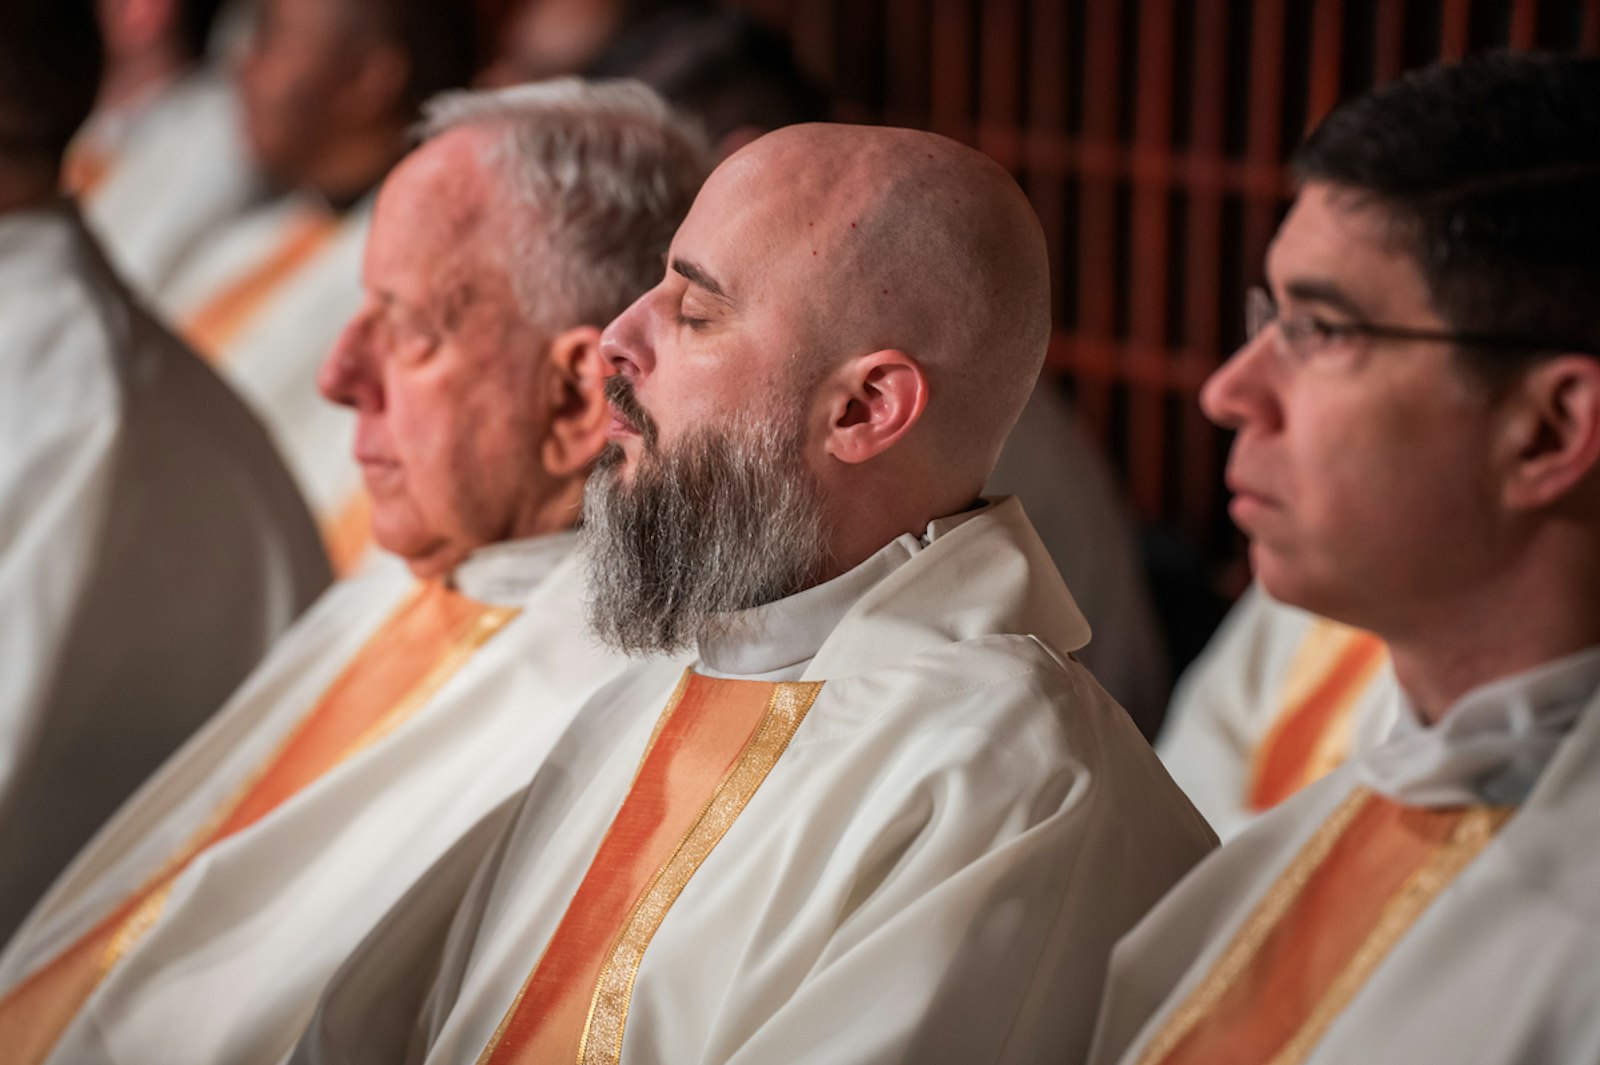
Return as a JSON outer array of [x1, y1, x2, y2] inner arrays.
[[670, 257, 733, 302], [1280, 279, 1372, 321]]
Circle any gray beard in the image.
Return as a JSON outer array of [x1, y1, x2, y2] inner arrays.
[[580, 415, 832, 657]]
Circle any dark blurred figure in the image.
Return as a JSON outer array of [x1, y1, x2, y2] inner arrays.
[[0, 0, 329, 942], [156, 0, 480, 575], [584, 3, 827, 156]]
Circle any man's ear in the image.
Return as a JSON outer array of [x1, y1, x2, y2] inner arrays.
[[541, 325, 609, 478], [821, 349, 929, 465], [1500, 355, 1600, 511]]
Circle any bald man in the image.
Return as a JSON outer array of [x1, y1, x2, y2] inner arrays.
[[292, 123, 1215, 1065]]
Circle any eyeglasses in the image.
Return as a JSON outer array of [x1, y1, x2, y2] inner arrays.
[[1244, 286, 1583, 363]]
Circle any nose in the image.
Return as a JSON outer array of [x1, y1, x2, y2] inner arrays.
[[318, 306, 384, 412], [1199, 327, 1283, 433], [598, 290, 656, 381]]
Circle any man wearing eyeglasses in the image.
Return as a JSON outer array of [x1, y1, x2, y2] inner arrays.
[[1090, 52, 1600, 1065]]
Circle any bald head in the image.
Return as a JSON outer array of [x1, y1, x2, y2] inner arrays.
[[712, 123, 1052, 479]]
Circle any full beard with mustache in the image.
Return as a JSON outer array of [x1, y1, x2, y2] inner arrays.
[[581, 375, 833, 656]]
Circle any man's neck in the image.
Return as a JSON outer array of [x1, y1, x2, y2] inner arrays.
[[1386, 547, 1600, 724], [96, 51, 189, 115], [301, 123, 407, 209]]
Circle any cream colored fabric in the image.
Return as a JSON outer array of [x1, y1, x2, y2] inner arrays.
[[1157, 584, 1403, 839], [988, 383, 1168, 728], [1091, 646, 1600, 1065], [0, 534, 639, 1065], [159, 193, 371, 530], [294, 497, 1218, 1065], [0, 202, 328, 940], [79, 69, 262, 296]]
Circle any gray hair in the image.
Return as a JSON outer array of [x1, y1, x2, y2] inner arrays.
[[419, 78, 711, 332]]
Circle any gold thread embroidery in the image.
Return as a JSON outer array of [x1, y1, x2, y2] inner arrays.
[[1262, 805, 1510, 1065], [1133, 788, 1374, 1065], [473, 669, 698, 1065], [577, 681, 823, 1065]]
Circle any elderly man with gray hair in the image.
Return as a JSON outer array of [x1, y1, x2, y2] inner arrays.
[[0, 79, 708, 1065]]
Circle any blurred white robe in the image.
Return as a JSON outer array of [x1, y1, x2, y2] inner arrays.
[[0, 533, 639, 1065], [1157, 584, 1402, 839], [0, 201, 328, 940], [75, 69, 262, 296], [988, 383, 1168, 728], [1092, 646, 1600, 1065], [160, 193, 372, 565], [293, 497, 1217, 1065]]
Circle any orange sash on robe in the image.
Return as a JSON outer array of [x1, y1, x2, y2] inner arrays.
[[180, 208, 340, 363], [0, 581, 518, 1065], [1248, 625, 1388, 811], [479, 672, 824, 1065], [61, 141, 115, 199], [1135, 787, 1512, 1065], [322, 488, 375, 577]]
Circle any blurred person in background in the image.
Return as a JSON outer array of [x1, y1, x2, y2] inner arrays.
[[1158, 583, 1401, 839], [157, 0, 479, 573], [69, 0, 261, 293], [0, 79, 706, 1065], [589, 1, 1171, 729], [0, 0, 328, 944], [477, 0, 682, 88]]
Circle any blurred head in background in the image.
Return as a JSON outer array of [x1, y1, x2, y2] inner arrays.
[[0, 0, 102, 205], [478, 0, 679, 88], [237, 0, 478, 202], [318, 79, 708, 578], [93, 0, 227, 110]]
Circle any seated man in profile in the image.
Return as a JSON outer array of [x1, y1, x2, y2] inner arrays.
[[1091, 53, 1600, 1065], [0, 0, 328, 944], [293, 121, 1216, 1065], [0, 79, 708, 1065]]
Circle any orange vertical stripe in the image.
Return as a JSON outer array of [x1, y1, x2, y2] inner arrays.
[[181, 209, 340, 364], [481, 674, 818, 1065], [1139, 789, 1511, 1065], [1248, 628, 1387, 811], [0, 583, 516, 1064]]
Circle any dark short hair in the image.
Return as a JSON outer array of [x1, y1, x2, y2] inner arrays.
[[1294, 52, 1600, 383], [0, 0, 103, 164]]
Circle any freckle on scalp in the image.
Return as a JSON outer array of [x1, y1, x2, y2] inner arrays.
[[850, 221, 857, 229]]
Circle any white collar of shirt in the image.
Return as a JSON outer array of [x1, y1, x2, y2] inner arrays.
[[448, 531, 577, 608], [1358, 644, 1600, 807], [696, 507, 988, 682]]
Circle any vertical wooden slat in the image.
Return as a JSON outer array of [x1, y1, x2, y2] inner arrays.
[[789, 0, 837, 95], [928, 0, 971, 140], [1026, 0, 1070, 324], [976, 0, 1022, 160], [1509, 0, 1540, 48], [1180, 0, 1231, 544], [1305, 0, 1344, 131], [1128, 0, 1176, 519], [884, 0, 928, 127], [1074, 0, 1123, 441], [1373, 0, 1407, 83], [1439, 0, 1472, 58], [1241, 0, 1286, 300], [1585, 0, 1600, 51]]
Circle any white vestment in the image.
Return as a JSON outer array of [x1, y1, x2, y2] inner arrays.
[[1091, 646, 1600, 1065], [1156, 584, 1402, 839], [988, 383, 1168, 729], [77, 69, 262, 296], [0, 534, 640, 1065], [293, 497, 1217, 1065], [159, 193, 371, 538], [0, 202, 328, 939]]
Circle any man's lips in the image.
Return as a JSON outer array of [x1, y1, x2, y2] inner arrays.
[[606, 407, 639, 439], [1225, 472, 1278, 526]]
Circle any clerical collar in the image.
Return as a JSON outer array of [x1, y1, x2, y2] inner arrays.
[[449, 531, 578, 608], [1357, 643, 1600, 807], [696, 507, 988, 681]]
